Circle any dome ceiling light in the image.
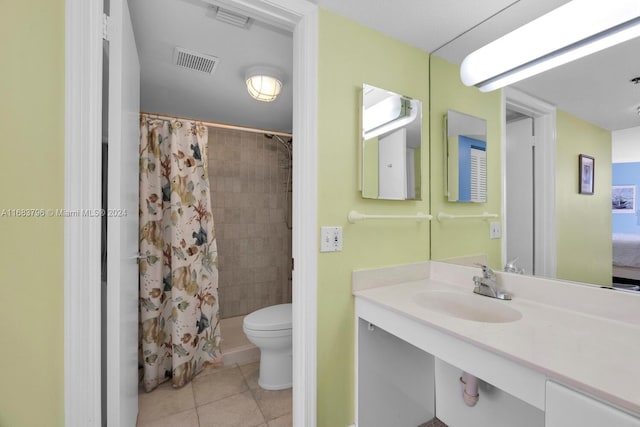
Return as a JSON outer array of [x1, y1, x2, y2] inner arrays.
[[245, 66, 283, 102]]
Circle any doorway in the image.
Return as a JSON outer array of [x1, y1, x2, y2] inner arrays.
[[64, 1, 318, 426], [503, 88, 557, 278], [133, 0, 295, 423], [505, 111, 535, 274]]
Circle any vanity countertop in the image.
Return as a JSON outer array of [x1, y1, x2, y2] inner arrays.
[[352, 261, 640, 415]]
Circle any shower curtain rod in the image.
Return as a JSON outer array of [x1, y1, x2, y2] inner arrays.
[[140, 111, 293, 138]]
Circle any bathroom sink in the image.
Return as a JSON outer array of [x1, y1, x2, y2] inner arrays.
[[412, 290, 522, 323]]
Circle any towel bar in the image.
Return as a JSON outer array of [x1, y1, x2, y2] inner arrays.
[[347, 210, 432, 223], [437, 212, 498, 221]]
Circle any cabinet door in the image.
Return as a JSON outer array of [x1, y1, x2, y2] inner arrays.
[[546, 381, 640, 427]]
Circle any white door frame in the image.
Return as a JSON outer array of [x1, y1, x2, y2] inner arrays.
[[502, 87, 556, 278], [64, 1, 104, 425], [64, 0, 318, 425]]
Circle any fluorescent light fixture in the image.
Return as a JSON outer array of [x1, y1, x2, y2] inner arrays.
[[245, 66, 283, 102], [362, 96, 417, 140], [460, 0, 640, 92], [363, 96, 409, 132]]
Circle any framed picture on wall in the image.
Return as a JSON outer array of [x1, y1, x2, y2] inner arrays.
[[612, 185, 636, 213], [579, 154, 595, 195]]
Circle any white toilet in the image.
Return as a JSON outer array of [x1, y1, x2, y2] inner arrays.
[[242, 303, 292, 390]]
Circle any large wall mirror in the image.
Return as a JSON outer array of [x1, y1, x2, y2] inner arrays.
[[361, 84, 423, 200], [445, 109, 487, 203]]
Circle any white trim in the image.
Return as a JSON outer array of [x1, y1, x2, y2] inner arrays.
[[65, 0, 318, 426], [290, 6, 319, 427], [500, 93, 507, 267], [64, 0, 104, 425], [503, 87, 557, 278], [353, 308, 360, 427]]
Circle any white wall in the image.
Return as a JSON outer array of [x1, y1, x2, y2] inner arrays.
[[612, 126, 640, 163]]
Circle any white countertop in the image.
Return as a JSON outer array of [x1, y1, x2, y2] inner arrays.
[[353, 261, 640, 415]]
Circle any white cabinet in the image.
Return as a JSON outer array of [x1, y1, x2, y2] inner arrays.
[[352, 262, 640, 427], [546, 381, 640, 427], [355, 298, 640, 427]]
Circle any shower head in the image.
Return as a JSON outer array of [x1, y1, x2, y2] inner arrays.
[[274, 135, 292, 145], [265, 134, 292, 152]]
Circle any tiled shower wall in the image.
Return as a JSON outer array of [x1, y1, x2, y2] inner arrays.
[[207, 128, 292, 319]]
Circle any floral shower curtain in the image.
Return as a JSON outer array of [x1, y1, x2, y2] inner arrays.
[[139, 114, 223, 392]]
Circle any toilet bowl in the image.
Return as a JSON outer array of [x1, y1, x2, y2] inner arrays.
[[242, 303, 292, 390]]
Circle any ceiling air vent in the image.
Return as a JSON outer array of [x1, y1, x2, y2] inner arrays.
[[215, 7, 251, 29], [173, 47, 220, 75]]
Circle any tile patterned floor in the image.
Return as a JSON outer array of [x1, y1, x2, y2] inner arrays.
[[418, 418, 448, 427], [138, 362, 292, 427]]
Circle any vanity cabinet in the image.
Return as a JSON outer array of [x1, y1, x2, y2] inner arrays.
[[545, 381, 640, 427], [356, 309, 640, 427], [352, 261, 640, 427]]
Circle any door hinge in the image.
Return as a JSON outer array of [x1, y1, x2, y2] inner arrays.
[[531, 117, 535, 137], [291, 257, 294, 270], [102, 13, 110, 41]]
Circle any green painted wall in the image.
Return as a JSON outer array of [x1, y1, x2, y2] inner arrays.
[[556, 110, 612, 285], [317, 9, 430, 426], [361, 137, 379, 198], [0, 2, 65, 426], [429, 56, 503, 269]]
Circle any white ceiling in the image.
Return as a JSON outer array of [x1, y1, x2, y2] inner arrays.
[[130, 0, 640, 132], [511, 36, 640, 131], [129, 0, 293, 133]]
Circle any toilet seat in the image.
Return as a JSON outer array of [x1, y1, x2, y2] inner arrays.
[[243, 303, 292, 331]]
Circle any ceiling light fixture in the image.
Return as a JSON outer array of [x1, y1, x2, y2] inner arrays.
[[460, 0, 640, 92], [245, 67, 283, 102]]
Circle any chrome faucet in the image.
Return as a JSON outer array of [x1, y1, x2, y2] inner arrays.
[[473, 264, 512, 300], [504, 257, 525, 274]]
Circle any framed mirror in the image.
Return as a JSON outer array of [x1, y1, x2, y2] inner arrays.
[[445, 109, 487, 203], [361, 84, 422, 200]]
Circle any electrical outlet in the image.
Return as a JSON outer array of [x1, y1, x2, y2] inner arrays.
[[320, 226, 343, 252], [490, 222, 501, 239]]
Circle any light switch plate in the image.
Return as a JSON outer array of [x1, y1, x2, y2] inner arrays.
[[320, 226, 343, 252], [490, 222, 501, 239]]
